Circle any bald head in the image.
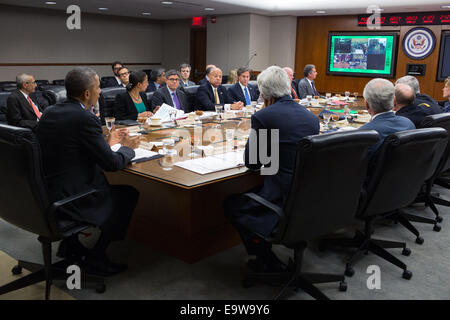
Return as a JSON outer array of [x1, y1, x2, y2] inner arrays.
[[283, 67, 294, 82], [394, 83, 416, 111], [209, 68, 223, 88]]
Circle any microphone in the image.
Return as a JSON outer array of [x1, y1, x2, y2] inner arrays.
[[244, 52, 257, 67]]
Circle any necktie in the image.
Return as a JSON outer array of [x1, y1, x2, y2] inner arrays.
[[172, 92, 182, 110], [27, 96, 42, 119], [184, 82, 188, 87], [291, 86, 298, 99], [311, 81, 319, 96], [244, 87, 251, 106], [214, 88, 220, 104]]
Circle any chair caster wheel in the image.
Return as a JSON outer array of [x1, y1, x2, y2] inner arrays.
[[242, 279, 254, 289], [402, 270, 412, 280], [415, 237, 424, 245], [95, 283, 106, 294], [402, 248, 411, 256], [433, 225, 441, 232], [345, 266, 355, 277], [436, 216, 443, 223], [11, 265, 22, 275], [339, 281, 347, 292]]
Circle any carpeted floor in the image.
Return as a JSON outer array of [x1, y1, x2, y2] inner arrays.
[[0, 186, 449, 300]]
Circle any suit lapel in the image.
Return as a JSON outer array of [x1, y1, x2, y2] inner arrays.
[[17, 90, 37, 119]]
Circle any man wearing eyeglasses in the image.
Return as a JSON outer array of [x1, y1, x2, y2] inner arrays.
[[116, 67, 130, 88], [151, 69, 190, 112], [6, 73, 44, 130]]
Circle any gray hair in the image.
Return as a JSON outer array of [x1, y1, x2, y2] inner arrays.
[[395, 83, 416, 106], [165, 69, 181, 79], [304, 64, 316, 77], [65, 67, 98, 99], [237, 66, 251, 77], [363, 78, 395, 113], [395, 75, 420, 94], [16, 73, 32, 89], [179, 63, 191, 71], [257, 66, 291, 99]]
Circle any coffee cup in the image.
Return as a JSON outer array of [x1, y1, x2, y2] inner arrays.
[[151, 118, 161, 126]]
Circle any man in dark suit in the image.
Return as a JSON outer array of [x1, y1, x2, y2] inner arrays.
[[195, 68, 243, 111], [394, 83, 440, 127], [6, 73, 44, 130], [36, 67, 140, 276], [359, 78, 415, 158], [197, 64, 216, 86], [146, 68, 166, 92], [179, 63, 196, 87], [297, 64, 320, 99], [224, 66, 320, 272], [227, 66, 260, 106], [283, 67, 299, 100], [103, 61, 123, 88], [151, 70, 190, 112]]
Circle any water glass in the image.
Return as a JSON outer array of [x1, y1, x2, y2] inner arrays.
[[323, 112, 331, 129], [306, 95, 312, 105], [345, 91, 350, 101], [105, 117, 115, 133], [215, 105, 223, 121], [161, 138, 176, 170], [344, 105, 351, 123], [225, 129, 235, 142]]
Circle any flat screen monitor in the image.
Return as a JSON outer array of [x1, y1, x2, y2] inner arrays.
[[327, 32, 398, 78], [437, 31, 450, 81]]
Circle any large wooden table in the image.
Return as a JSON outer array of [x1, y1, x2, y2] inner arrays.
[[105, 100, 365, 263], [105, 115, 264, 263]]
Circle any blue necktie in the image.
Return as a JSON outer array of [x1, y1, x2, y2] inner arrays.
[[244, 87, 251, 106]]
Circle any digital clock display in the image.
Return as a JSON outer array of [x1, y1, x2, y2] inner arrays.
[[358, 11, 450, 26]]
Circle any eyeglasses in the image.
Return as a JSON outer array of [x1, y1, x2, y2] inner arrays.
[[26, 81, 36, 84], [118, 72, 130, 76], [167, 78, 180, 82]]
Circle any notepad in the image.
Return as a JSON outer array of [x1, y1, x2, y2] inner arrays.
[[175, 150, 245, 174], [153, 103, 184, 122]]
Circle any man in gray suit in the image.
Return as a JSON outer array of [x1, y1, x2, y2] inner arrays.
[[151, 69, 190, 112], [179, 63, 196, 87], [297, 64, 320, 99]]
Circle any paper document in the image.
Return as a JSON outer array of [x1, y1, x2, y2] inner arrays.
[[175, 150, 245, 174], [153, 103, 184, 122], [132, 148, 159, 161]]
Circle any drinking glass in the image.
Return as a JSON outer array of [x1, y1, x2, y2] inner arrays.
[[345, 91, 350, 101], [188, 134, 201, 158], [169, 110, 177, 126], [326, 92, 332, 104], [215, 105, 223, 122], [353, 92, 359, 99], [323, 112, 331, 130], [161, 138, 176, 171], [343, 105, 351, 123], [225, 129, 235, 142], [105, 117, 115, 134], [306, 95, 312, 105], [137, 115, 147, 131]]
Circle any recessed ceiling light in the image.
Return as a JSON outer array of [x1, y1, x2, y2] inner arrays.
[[142, 12, 151, 15], [98, 7, 108, 11], [316, 10, 326, 14], [45, 1, 56, 4], [205, 8, 215, 11], [442, 5, 450, 9], [161, 1, 173, 4]]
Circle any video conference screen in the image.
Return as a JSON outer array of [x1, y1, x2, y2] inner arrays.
[[437, 31, 450, 81], [327, 33, 398, 77]]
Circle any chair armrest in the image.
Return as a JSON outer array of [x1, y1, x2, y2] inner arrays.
[[49, 188, 98, 213], [243, 192, 284, 218]]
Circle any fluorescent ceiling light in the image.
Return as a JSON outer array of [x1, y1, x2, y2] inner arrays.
[[162, 1, 173, 4], [316, 10, 326, 13], [205, 8, 215, 11], [45, 1, 56, 4], [98, 8, 109, 11], [142, 12, 151, 15]]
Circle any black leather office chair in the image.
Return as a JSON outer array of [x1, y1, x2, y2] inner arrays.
[[322, 128, 448, 280], [35, 80, 49, 86], [0, 124, 105, 300], [43, 86, 67, 105], [184, 85, 199, 111], [98, 87, 126, 122], [222, 83, 234, 91], [0, 81, 17, 92], [241, 130, 379, 300], [145, 92, 154, 108], [248, 80, 258, 88], [0, 91, 11, 124], [100, 76, 116, 89], [52, 79, 65, 86]]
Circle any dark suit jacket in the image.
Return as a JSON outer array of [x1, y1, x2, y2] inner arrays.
[[227, 83, 259, 105], [195, 84, 229, 111], [103, 77, 122, 88], [36, 99, 135, 226], [414, 94, 442, 114], [396, 103, 442, 128], [359, 111, 415, 158], [151, 86, 190, 113], [114, 91, 152, 120], [179, 80, 196, 88], [198, 77, 209, 86], [297, 77, 316, 99], [146, 82, 165, 93], [6, 89, 43, 130], [226, 96, 320, 237]]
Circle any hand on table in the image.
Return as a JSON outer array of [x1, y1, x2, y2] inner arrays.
[[122, 135, 141, 150], [139, 111, 153, 117], [231, 101, 244, 110], [107, 127, 128, 146]]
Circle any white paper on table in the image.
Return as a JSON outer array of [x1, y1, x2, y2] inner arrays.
[[131, 147, 159, 161], [337, 126, 358, 132], [153, 103, 184, 122], [175, 150, 245, 175]]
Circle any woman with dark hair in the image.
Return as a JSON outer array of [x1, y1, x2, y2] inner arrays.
[[115, 71, 153, 120]]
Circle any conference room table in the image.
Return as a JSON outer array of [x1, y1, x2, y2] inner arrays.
[[105, 98, 366, 263]]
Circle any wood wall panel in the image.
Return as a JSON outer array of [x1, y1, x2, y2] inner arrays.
[[295, 15, 446, 100]]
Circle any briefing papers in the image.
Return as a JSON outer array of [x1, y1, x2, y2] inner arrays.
[[175, 150, 245, 175], [153, 103, 184, 122], [111, 144, 159, 162]]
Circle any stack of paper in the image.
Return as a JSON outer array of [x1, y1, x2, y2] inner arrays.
[[153, 103, 184, 122], [175, 150, 245, 175], [131, 148, 159, 162]]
